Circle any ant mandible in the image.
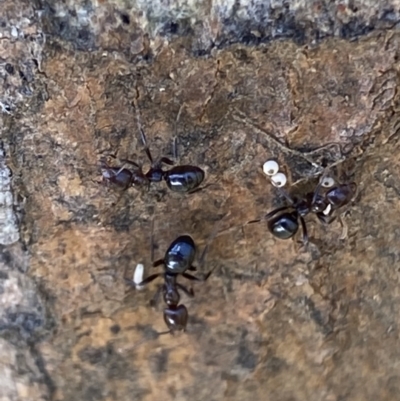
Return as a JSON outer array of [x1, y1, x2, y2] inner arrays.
[[125, 233, 216, 334], [101, 102, 205, 194], [249, 170, 357, 244]]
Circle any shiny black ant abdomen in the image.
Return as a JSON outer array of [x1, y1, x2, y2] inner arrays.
[[163, 304, 188, 332]]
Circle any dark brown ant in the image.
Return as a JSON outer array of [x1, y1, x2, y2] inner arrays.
[[249, 172, 357, 244], [101, 104, 205, 194], [125, 221, 222, 334]]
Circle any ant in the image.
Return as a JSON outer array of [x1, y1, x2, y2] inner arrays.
[[125, 226, 220, 334], [101, 102, 205, 194], [249, 171, 357, 244]]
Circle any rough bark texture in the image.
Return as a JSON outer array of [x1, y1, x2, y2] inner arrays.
[[1, 1, 400, 401]]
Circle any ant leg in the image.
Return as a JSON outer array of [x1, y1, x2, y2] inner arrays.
[[153, 259, 164, 268], [159, 157, 174, 166], [270, 184, 297, 206], [188, 265, 197, 271], [149, 284, 164, 307], [182, 272, 204, 282], [176, 283, 194, 297], [187, 187, 204, 195], [173, 104, 185, 162], [114, 163, 134, 177], [202, 267, 216, 281], [157, 329, 172, 336], [247, 218, 262, 224], [150, 155, 173, 173], [173, 136, 178, 162], [185, 175, 223, 196], [133, 95, 155, 164], [139, 127, 154, 164], [182, 268, 215, 282], [149, 221, 167, 270], [248, 206, 291, 224], [186, 182, 219, 195], [311, 168, 334, 205], [125, 273, 162, 287], [149, 218, 156, 264], [265, 205, 292, 219], [299, 215, 309, 245]]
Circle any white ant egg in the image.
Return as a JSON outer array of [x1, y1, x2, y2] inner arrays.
[[270, 172, 287, 187], [263, 160, 279, 176], [321, 177, 335, 188], [133, 263, 144, 289]]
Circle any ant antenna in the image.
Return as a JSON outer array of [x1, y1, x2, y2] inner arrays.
[[275, 185, 296, 205], [150, 217, 155, 264], [156, 329, 172, 336], [262, 166, 295, 206], [173, 104, 185, 162], [139, 127, 153, 164], [172, 136, 178, 162], [265, 176, 296, 206], [311, 167, 334, 206], [132, 90, 154, 164]]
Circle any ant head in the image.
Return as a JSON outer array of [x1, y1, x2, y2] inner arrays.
[[163, 304, 188, 332], [267, 211, 299, 239], [164, 286, 180, 306], [325, 182, 357, 208]]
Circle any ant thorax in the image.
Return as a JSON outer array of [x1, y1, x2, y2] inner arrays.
[[294, 198, 312, 217]]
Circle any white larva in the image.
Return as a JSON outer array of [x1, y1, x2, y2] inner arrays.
[[270, 172, 287, 188], [323, 204, 332, 216], [263, 160, 279, 176], [133, 263, 144, 289]]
